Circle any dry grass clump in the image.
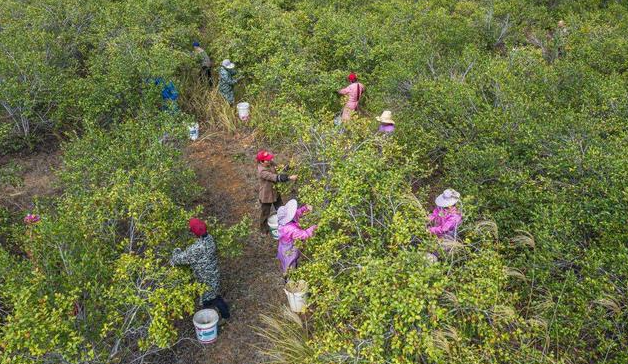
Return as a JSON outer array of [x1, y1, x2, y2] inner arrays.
[[254, 306, 314, 364], [178, 72, 239, 134]]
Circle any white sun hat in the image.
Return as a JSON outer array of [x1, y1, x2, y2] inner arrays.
[[376, 110, 395, 124], [435, 189, 460, 208], [277, 199, 298, 226], [221, 59, 235, 69]]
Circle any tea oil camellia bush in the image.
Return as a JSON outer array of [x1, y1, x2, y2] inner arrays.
[[207, 0, 628, 362], [0, 0, 254, 362], [1, 115, 251, 362], [3, 0, 628, 362], [0, 0, 202, 152]]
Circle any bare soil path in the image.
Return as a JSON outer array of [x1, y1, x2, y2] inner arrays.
[[0, 151, 61, 212], [172, 131, 286, 364]]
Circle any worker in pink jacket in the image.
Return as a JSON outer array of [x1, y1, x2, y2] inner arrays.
[[338, 72, 365, 121], [276, 199, 317, 276], [428, 189, 462, 239]]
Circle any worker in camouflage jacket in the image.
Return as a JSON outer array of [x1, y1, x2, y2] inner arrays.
[[193, 41, 213, 87], [218, 59, 238, 105], [171, 218, 230, 319]]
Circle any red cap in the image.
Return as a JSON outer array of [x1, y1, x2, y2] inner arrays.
[[189, 218, 207, 237], [347, 72, 358, 83], [256, 150, 274, 162]]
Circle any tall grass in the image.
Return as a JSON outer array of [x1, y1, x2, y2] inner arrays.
[[254, 306, 315, 364], [178, 71, 239, 134]]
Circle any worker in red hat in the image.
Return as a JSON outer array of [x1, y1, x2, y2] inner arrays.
[[171, 218, 230, 319], [257, 150, 297, 236], [338, 72, 365, 121]]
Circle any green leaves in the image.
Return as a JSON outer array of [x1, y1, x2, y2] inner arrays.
[[206, 0, 628, 362]]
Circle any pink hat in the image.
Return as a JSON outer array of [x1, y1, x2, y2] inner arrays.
[[435, 189, 461, 208], [256, 150, 274, 162], [276, 199, 298, 226]]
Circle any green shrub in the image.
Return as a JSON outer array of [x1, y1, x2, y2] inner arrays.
[[206, 0, 628, 362]]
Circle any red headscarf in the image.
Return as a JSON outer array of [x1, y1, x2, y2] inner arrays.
[[347, 72, 358, 83], [189, 218, 207, 237], [256, 150, 274, 162]]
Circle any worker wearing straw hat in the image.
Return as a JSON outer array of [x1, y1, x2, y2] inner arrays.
[[276, 199, 317, 277], [376, 110, 395, 134], [428, 189, 462, 239], [218, 59, 238, 105], [171, 218, 230, 319], [257, 150, 297, 236]]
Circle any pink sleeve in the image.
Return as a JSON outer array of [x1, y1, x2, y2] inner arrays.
[[428, 208, 439, 222], [288, 224, 316, 240], [293, 205, 310, 222], [338, 86, 350, 95], [429, 226, 442, 235]]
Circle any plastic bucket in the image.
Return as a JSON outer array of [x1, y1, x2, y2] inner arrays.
[[284, 280, 308, 313], [237, 102, 250, 121], [267, 214, 279, 240], [188, 123, 199, 141], [425, 252, 438, 264], [192, 308, 219, 344]]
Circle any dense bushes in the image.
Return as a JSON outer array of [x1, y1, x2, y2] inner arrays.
[[0, 117, 204, 363], [206, 0, 628, 362], [0, 0, 251, 362], [0, 0, 201, 152], [1, 116, 250, 363], [3, 0, 627, 362]]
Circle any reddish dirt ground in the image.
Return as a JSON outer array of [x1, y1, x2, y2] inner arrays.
[[169, 130, 288, 364], [0, 151, 61, 212]]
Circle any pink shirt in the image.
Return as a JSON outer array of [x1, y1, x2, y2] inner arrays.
[[428, 207, 462, 238], [277, 206, 316, 273], [339, 82, 365, 110]]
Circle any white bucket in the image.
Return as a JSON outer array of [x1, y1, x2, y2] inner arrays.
[[284, 280, 308, 313], [192, 308, 219, 344], [425, 252, 438, 264], [267, 214, 279, 240], [188, 123, 199, 140], [237, 102, 250, 121]]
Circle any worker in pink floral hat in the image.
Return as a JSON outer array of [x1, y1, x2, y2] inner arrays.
[[276, 199, 317, 278], [338, 72, 365, 121], [428, 189, 462, 239]]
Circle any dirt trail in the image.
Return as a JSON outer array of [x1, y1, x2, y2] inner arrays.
[[173, 131, 286, 364]]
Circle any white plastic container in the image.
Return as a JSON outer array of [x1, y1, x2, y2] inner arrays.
[[188, 123, 199, 140], [192, 308, 219, 344], [237, 102, 250, 121], [267, 214, 279, 240], [425, 252, 438, 264], [284, 280, 308, 313]]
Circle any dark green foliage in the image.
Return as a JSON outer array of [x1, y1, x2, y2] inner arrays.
[[207, 0, 628, 362]]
